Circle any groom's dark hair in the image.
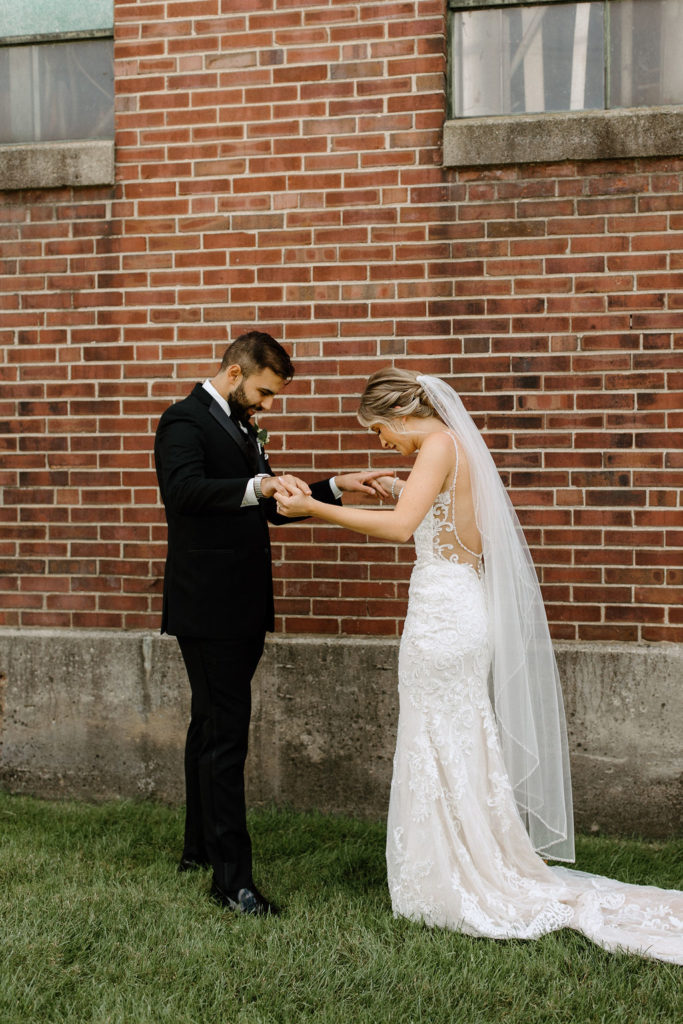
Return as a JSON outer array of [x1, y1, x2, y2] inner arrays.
[[220, 331, 294, 381]]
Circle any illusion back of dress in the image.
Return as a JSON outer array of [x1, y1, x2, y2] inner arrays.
[[413, 432, 482, 574]]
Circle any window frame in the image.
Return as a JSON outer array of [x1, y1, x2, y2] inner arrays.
[[444, 0, 683, 167], [0, 27, 112, 47]]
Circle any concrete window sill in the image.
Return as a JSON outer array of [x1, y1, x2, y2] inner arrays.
[[443, 106, 683, 168], [0, 139, 115, 190]]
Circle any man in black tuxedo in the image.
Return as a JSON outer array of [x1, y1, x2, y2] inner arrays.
[[154, 331, 383, 915]]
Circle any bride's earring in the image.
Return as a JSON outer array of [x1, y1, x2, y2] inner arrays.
[[395, 419, 407, 433]]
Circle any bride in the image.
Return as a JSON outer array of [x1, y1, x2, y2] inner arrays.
[[274, 368, 683, 964]]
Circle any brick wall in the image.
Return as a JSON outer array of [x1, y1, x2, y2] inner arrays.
[[1, 0, 682, 642]]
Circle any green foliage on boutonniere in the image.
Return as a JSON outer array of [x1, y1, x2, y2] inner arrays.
[[255, 422, 269, 447]]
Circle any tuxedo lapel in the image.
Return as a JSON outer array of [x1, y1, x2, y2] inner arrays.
[[208, 399, 258, 472]]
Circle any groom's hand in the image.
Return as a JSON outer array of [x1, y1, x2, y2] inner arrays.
[[260, 474, 311, 500], [334, 470, 392, 498]]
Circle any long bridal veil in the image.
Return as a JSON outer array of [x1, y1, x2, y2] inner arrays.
[[417, 374, 574, 862]]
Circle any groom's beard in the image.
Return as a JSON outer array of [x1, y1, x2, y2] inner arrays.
[[229, 382, 258, 424]]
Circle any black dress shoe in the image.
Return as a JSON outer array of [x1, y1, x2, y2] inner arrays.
[[178, 857, 210, 872], [209, 881, 280, 916]]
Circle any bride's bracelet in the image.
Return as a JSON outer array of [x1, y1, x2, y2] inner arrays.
[[391, 477, 399, 500]]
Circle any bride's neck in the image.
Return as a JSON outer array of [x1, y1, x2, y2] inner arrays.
[[405, 415, 446, 449]]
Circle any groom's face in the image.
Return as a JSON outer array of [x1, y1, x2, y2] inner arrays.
[[228, 366, 286, 423]]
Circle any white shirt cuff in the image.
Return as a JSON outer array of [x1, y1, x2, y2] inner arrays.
[[329, 477, 342, 500], [241, 479, 259, 506]]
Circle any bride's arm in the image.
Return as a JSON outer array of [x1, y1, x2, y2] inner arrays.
[[274, 433, 454, 543]]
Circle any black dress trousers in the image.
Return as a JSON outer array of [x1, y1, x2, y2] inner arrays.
[[177, 633, 265, 893]]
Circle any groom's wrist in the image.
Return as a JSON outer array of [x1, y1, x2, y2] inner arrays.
[[253, 474, 268, 501], [329, 476, 343, 499]]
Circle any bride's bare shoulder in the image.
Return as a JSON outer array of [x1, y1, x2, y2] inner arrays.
[[419, 430, 457, 458], [412, 432, 458, 487]]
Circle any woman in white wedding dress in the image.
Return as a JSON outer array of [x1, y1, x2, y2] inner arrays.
[[275, 368, 683, 965]]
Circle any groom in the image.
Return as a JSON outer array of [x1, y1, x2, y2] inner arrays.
[[154, 330, 382, 916]]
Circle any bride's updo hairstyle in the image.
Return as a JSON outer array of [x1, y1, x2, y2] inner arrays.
[[358, 367, 440, 428]]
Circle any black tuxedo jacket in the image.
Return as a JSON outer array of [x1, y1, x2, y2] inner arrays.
[[154, 383, 340, 640]]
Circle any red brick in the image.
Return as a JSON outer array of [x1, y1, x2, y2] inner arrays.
[[0, 4, 679, 636]]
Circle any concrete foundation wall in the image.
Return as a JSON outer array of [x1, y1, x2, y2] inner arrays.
[[0, 629, 680, 838]]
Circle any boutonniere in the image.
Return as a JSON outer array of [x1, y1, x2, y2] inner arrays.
[[254, 421, 269, 448]]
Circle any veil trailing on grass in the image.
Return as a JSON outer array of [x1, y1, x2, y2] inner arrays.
[[417, 374, 574, 862]]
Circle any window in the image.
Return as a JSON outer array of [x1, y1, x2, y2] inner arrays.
[[0, 1, 114, 189], [0, 0, 114, 144], [450, 0, 683, 118], [445, 0, 683, 166]]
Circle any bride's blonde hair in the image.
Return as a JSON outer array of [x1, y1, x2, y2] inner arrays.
[[358, 367, 439, 427]]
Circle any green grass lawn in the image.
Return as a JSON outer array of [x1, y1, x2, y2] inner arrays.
[[0, 793, 680, 1024]]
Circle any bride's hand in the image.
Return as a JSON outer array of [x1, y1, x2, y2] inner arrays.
[[275, 490, 314, 518], [334, 470, 392, 498], [373, 474, 404, 500]]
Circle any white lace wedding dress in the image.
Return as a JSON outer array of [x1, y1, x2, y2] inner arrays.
[[386, 438, 683, 964]]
